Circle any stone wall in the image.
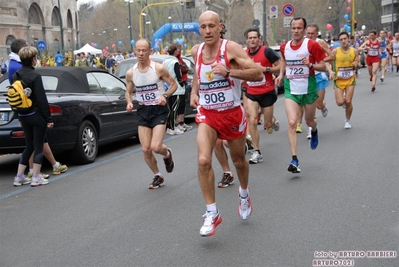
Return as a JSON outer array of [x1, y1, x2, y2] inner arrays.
[[0, 0, 79, 59]]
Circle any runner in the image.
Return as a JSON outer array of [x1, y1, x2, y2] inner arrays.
[[275, 17, 327, 173], [390, 32, 399, 75], [125, 39, 178, 189], [378, 30, 389, 82], [243, 27, 281, 164], [190, 11, 262, 237], [359, 30, 380, 92], [306, 24, 334, 118], [332, 31, 358, 129]]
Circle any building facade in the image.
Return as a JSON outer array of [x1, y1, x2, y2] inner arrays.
[[0, 0, 80, 59], [381, 0, 399, 32]]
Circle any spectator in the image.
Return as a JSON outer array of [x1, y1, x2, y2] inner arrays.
[[79, 53, 90, 67], [163, 43, 186, 135], [12, 46, 53, 187], [54, 51, 63, 66], [8, 39, 29, 82], [174, 42, 193, 131], [105, 54, 115, 73], [63, 52, 73, 66], [114, 51, 124, 66], [1, 57, 7, 77], [74, 53, 81, 66]]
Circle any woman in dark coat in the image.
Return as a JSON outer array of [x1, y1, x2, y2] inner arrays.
[[12, 46, 53, 187]]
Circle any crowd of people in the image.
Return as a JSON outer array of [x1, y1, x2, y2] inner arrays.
[[6, 9, 398, 238]]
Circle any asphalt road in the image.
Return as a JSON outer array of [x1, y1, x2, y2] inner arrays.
[[0, 70, 398, 267]]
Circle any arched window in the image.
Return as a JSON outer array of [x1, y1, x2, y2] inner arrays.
[[67, 39, 71, 51], [54, 39, 60, 54], [28, 5, 41, 24], [52, 7, 60, 26], [6, 35, 15, 55], [67, 10, 73, 28]]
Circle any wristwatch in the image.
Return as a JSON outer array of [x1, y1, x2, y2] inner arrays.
[[309, 63, 314, 69], [162, 93, 168, 99], [225, 67, 230, 78], [266, 67, 271, 73]]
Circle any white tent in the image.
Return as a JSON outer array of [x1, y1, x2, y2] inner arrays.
[[73, 43, 102, 55]]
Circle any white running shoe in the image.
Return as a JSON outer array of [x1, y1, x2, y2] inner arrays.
[[200, 211, 222, 237], [344, 121, 352, 129], [249, 151, 263, 164], [182, 123, 193, 131], [13, 175, 31, 187], [173, 128, 184, 135], [31, 175, 49, 187], [166, 128, 175, 135], [238, 188, 252, 220]]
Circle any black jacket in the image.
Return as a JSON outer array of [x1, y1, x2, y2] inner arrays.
[[12, 66, 52, 123]]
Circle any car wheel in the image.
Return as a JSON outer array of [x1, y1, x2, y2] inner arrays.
[[72, 120, 98, 164]]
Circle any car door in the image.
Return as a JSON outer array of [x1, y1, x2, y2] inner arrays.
[[86, 72, 116, 140], [91, 72, 138, 138]]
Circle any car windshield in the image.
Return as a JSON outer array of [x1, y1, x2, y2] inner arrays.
[[114, 59, 138, 78], [89, 72, 126, 94]]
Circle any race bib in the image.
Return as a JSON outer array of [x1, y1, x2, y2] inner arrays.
[[199, 79, 234, 110], [136, 83, 161, 105], [337, 67, 354, 79], [247, 76, 266, 87], [368, 49, 379, 56], [285, 61, 310, 80]]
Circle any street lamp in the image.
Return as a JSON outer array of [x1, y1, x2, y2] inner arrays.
[[125, 0, 134, 52], [145, 21, 151, 39]]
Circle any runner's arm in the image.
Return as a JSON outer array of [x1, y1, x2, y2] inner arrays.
[[224, 41, 263, 81]]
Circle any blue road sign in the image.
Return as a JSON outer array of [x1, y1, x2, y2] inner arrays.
[[37, 40, 46, 51], [282, 4, 295, 17]]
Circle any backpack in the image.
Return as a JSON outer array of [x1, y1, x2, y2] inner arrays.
[[6, 73, 32, 110]]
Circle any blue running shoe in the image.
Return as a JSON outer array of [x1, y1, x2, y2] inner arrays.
[[287, 160, 301, 173], [310, 129, 319, 150]]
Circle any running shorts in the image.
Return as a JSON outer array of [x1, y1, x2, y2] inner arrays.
[[244, 90, 277, 108], [285, 90, 318, 106], [366, 55, 380, 65], [316, 72, 329, 91], [195, 105, 247, 140], [334, 78, 356, 91], [137, 105, 168, 128], [380, 52, 388, 59]]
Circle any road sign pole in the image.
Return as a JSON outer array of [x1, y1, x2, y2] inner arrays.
[[263, 0, 266, 44]]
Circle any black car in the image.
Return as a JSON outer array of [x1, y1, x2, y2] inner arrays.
[[0, 67, 138, 163], [114, 55, 197, 117]]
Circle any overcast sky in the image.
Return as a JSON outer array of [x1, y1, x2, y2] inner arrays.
[[77, 0, 107, 7]]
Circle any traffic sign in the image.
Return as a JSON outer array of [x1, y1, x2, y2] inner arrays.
[[284, 16, 293, 28], [37, 40, 46, 51], [270, 5, 278, 19], [282, 3, 295, 17]]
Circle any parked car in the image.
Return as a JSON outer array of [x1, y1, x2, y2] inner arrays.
[[0, 67, 138, 163], [114, 55, 197, 117]]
